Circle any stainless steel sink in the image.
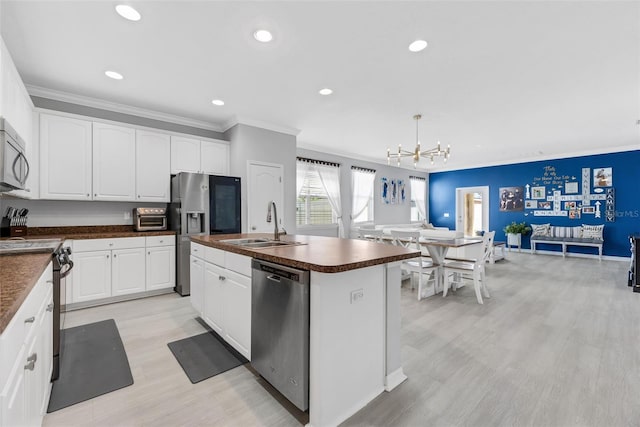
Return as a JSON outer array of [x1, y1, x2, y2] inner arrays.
[[219, 238, 305, 249]]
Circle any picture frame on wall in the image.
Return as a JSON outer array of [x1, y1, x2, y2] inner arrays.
[[582, 206, 595, 214], [525, 200, 538, 209], [499, 186, 524, 211], [531, 186, 546, 199], [594, 167, 613, 187], [381, 177, 390, 204]]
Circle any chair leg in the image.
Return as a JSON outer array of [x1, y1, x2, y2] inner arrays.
[[417, 270, 423, 301], [473, 270, 483, 304], [480, 269, 490, 298], [442, 272, 449, 298]]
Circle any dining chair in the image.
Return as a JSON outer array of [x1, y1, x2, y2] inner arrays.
[[443, 230, 495, 304], [390, 230, 439, 300], [357, 227, 386, 243]]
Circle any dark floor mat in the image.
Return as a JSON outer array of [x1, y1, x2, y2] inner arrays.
[[168, 330, 248, 384], [47, 319, 133, 413]]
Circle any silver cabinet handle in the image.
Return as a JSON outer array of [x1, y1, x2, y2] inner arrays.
[[113, 254, 117, 258], [94, 194, 97, 197], [219, 276, 226, 281], [46, 303, 54, 312], [24, 353, 37, 371], [109, 243, 114, 246], [138, 195, 141, 198], [159, 240, 163, 243], [46, 279, 53, 284], [87, 194, 90, 197], [107, 255, 110, 259], [251, 226, 256, 230], [24, 316, 35, 323], [148, 251, 151, 255]]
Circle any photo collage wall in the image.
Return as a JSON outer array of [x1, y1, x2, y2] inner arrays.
[[500, 165, 615, 222]]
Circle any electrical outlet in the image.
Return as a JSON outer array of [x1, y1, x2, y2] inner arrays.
[[443, 212, 450, 218], [350, 289, 364, 304], [124, 211, 131, 220]]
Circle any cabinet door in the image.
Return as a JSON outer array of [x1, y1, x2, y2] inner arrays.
[[40, 293, 54, 414], [40, 114, 92, 200], [111, 247, 146, 296], [223, 273, 251, 359], [200, 140, 229, 175], [203, 263, 224, 335], [72, 250, 112, 303], [136, 130, 171, 202], [170, 136, 200, 174], [146, 245, 176, 291], [190, 256, 204, 315], [1, 353, 26, 427], [23, 334, 40, 427], [93, 122, 136, 201]]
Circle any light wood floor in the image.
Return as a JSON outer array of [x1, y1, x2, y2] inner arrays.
[[44, 253, 637, 427]]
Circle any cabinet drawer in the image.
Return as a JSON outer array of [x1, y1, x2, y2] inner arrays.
[[191, 243, 205, 258], [74, 237, 145, 252], [205, 246, 225, 267], [225, 252, 251, 277], [146, 235, 175, 248]]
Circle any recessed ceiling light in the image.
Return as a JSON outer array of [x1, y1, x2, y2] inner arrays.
[[318, 88, 333, 96], [253, 30, 273, 43], [115, 5, 141, 21], [105, 70, 124, 80], [408, 40, 428, 52], [211, 99, 225, 106]]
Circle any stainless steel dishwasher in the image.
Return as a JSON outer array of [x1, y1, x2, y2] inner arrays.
[[251, 259, 310, 411]]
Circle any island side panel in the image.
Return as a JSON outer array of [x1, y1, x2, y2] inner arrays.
[[309, 265, 385, 427], [384, 261, 407, 390]]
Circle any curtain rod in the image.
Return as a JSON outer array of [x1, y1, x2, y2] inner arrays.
[[297, 157, 340, 167], [409, 176, 426, 181], [351, 165, 376, 174]]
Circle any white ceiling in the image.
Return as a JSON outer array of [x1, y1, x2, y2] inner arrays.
[[1, 1, 639, 172]]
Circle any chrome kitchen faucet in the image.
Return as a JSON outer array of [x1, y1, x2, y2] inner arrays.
[[266, 201, 286, 241]]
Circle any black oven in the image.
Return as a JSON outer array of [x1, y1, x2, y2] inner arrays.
[[52, 246, 73, 381]]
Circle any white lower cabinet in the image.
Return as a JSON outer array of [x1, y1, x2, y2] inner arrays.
[[1, 263, 53, 427], [70, 236, 176, 306], [190, 243, 251, 360]]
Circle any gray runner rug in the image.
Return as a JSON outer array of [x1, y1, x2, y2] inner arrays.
[[47, 319, 133, 413]]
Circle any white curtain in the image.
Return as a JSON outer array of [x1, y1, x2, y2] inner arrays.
[[411, 177, 427, 220], [296, 160, 312, 197], [315, 163, 344, 237], [351, 169, 375, 222]]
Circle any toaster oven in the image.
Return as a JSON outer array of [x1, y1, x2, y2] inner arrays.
[[134, 207, 167, 231]]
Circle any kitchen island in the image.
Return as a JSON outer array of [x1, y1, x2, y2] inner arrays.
[[191, 234, 420, 427]]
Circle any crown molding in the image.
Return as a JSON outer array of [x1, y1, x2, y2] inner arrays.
[[26, 84, 224, 132], [222, 115, 301, 137]]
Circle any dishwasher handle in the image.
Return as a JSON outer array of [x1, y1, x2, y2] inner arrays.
[[267, 275, 281, 283]]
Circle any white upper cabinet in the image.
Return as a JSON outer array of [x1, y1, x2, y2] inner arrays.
[[40, 114, 93, 200], [136, 130, 170, 202], [201, 139, 229, 175], [171, 136, 229, 175], [170, 136, 200, 174], [0, 38, 34, 146], [92, 122, 136, 201]]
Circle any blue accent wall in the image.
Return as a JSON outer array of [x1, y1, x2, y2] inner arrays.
[[429, 150, 640, 257]]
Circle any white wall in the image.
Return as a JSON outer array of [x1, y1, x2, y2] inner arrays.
[[296, 148, 429, 236]]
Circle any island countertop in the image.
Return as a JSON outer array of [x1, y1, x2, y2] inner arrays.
[[191, 234, 420, 273]]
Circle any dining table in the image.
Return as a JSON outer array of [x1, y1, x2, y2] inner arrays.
[[419, 237, 483, 292]]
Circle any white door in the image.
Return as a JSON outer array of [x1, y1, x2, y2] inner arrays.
[[200, 140, 229, 175], [189, 256, 204, 315], [93, 122, 136, 201], [455, 186, 490, 237], [247, 161, 284, 233], [203, 263, 224, 335], [146, 245, 176, 291], [72, 251, 112, 302], [40, 114, 92, 200], [111, 247, 146, 296], [170, 136, 200, 174], [223, 273, 251, 359], [136, 130, 171, 202]]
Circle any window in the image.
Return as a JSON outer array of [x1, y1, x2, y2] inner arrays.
[[410, 176, 426, 221], [296, 158, 341, 226], [351, 166, 375, 223]]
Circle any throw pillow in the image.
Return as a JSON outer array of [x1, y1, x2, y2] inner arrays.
[[422, 222, 435, 229], [582, 224, 604, 240], [571, 226, 583, 238], [531, 223, 551, 237]]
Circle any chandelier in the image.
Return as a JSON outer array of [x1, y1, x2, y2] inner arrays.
[[387, 114, 450, 168]]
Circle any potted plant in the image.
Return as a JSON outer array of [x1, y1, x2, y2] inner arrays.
[[503, 221, 531, 251]]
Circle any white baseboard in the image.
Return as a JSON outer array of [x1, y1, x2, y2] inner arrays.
[[526, 249, 629, 262], [385, 367, 408, 391]]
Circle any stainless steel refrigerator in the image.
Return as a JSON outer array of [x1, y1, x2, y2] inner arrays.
[[169, 173, 210, 296]]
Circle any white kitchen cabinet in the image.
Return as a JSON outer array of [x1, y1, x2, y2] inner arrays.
[[1, 264, 53, 427], [170, 136, 200, 174], [171, 136, 229, 175], [111, 247, 146, 296], [136, 130, 171, 202], [203, 263, 225, 336], [190, 256, 204, 315], [72, 250, 112, 302], [146, 244, 176, 291], [191, 244, 251, 359], [93, 122, 136, 201], [0, 38, 34, 147], [200, 139, 229, 175], [40, 113, 93, 200]]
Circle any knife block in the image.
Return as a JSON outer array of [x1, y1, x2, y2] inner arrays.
[[0, 217, 27, 237]]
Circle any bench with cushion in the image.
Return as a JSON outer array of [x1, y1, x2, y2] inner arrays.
[[530, 223, 604, 260]]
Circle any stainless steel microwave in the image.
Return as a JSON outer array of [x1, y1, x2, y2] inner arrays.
[[0, 118, 30, 192]]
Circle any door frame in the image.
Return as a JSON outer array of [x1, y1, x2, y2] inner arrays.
[[247, 160, 284, 233], [455, 186, 490, 236]]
